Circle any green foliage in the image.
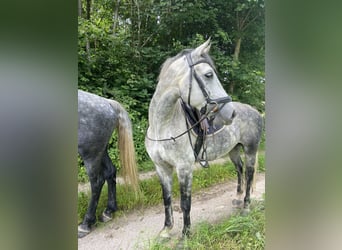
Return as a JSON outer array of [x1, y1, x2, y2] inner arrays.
[[78, 0, 265, 167], [222, 200, 265, 249], [78, 153, 265, 218], [148, 199, 265, 250], [77, 192, 89, 223], [77, 156, 88, 183], [77, 158, 256, 223], [258, 153, 266, 173]]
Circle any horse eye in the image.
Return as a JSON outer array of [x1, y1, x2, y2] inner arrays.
[[205, 72, 213, 78]]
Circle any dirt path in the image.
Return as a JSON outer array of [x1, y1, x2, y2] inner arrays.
[[78, 173, 265, 250]]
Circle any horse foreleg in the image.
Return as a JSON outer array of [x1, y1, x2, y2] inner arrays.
[[177, 168, 193, 237], [157, 166, 174, 239]]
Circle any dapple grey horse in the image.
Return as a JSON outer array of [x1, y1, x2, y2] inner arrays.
[[145, 39, 263, 238], [78, 90, 138, 238]]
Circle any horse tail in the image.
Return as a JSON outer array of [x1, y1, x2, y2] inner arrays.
[[108, 100, 139, 192]]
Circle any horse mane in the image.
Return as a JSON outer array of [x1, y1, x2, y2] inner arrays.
[[158, 48, 216, 82]]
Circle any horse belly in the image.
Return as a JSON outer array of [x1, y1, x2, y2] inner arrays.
[[145, 134, 195, 168], [204, 127, 239, 161]]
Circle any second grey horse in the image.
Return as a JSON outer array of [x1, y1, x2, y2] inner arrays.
[[145, 39, 263, 238]]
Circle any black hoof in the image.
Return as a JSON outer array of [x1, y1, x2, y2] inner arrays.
[[232, 199, 243, 207], [158, 227, 172, 240], [78, 225, 91, 238], [176, 237, 190, 250], [241, 207, 250, 216], [182, 228, 191, 239], [237, 189, 244, 195], [99, 211, 113, 222]]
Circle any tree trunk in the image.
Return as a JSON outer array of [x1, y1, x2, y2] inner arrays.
[[86, 0, 91, 20], [229, 79, 235, 95], [233, 37, 242, 61], [132, 0, 141, 48], [230, 37, 242, 94], [78, 0, 82, 17], [85, 0, 92, 61], [112, 0, 120, 34]]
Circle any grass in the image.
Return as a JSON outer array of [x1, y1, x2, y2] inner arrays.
[[257, 152, 265, 172], [78, 162, 237, 223], [78, 153, 265, 224], [147, 199, 265, 250], [78, 131, 265, 182]]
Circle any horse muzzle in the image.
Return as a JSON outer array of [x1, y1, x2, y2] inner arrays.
[[211, 102, 235, 126], [207, 96, 232, 106]]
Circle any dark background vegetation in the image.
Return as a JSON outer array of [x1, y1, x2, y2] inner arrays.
[[2, 0, 342, 249], [78, 0, 265, 168]]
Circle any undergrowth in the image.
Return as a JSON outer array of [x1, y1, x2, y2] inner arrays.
[[148, 199, 265, 250], [78, 154, 265, 224], [78, 163, 237, 223]]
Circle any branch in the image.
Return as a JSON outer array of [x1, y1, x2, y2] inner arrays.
[[241, 11, 261, 31], [236, 10, 240, 30], [240, 7, 253, 30]]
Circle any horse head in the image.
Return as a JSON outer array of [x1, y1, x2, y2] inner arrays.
[[178, 39, 235, 125]]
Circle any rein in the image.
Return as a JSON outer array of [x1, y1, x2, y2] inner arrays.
[[145, 100, 214, 142], [146, 51, 232, 167], [185, 53, 231, 107]]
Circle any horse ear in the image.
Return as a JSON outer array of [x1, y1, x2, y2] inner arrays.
[[193, 38, 211, 57], [202, 38, 211, 54]]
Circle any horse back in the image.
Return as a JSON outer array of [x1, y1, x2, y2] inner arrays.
[[78, 90, 117, 156], [231, 102, 263, 149]]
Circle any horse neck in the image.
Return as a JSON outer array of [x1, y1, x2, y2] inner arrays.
[[148, 86, 184, 132]]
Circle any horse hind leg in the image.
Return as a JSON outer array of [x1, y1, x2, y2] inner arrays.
[[243, 149, 258, 209], [229, 144, 244, 195], [78, 157, 105, 238], [99, 150, 117, 223]]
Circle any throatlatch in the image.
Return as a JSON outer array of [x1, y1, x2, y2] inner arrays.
[[183, 52, 231, 167], [146, 51, 232, 168], [181, 100, 223, 168]]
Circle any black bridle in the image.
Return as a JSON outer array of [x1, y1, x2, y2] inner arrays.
[[185, 52, 231, 115], [183, 52, 231, 167], [146, 52, 232, 166]]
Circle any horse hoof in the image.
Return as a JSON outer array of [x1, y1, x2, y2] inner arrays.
[[241, 207, 250, 216], [78, 225, 91, 238], [182, 228, 191, 239], [99, 211, 113, 223], [232, 199, 243, 207], [175, 237, 190, 250], [159, 228, 171, 239], [237, 189, 244, 195]]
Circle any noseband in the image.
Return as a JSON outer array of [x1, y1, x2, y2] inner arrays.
[[147, 52, 232, 167], [182, 52, 232, 167], [185, 52, 231, 114]]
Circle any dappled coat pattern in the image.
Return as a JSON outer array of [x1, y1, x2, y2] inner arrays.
[[78, 90, 138, 238], [145, 40, 263, 238]]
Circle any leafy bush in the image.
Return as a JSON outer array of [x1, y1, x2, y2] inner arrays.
[[78, 0, 264, 170], [148, 199, 265, 250]]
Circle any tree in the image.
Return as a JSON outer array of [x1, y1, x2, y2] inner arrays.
[[78, 0, 83, 17], [78, 0, 265, 165], [112, 0, 120, 34]]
